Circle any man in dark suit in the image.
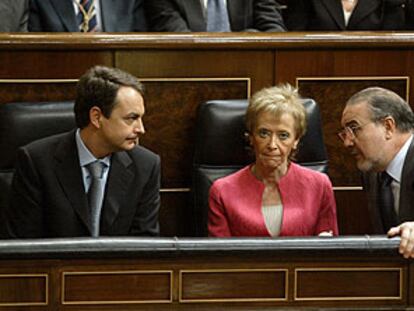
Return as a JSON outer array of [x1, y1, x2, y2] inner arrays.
[[145, 0, 286, 32], [5, 66, 160, 238], [339, 87, 414, 258], [29, 0, 147, 32], [0, 0, 29, 32], [286, 0, 408, 30]]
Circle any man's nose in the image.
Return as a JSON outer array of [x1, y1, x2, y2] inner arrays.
[[134, 119, 145, 135], [342, 135, 354, 148]]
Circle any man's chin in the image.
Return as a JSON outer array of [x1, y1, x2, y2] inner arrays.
[[112, 142, 136, 152], [356, 159, 373, 172], [124, 142, 137, 150]]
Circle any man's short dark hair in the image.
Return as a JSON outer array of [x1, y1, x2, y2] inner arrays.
[[346, 87, 414, 133], [74, 66, 144, 128]]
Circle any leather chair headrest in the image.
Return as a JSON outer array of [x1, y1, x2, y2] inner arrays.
[[0, 101, 76, 168], [193, 98, 328, 171], [194, 100, 252, 166]]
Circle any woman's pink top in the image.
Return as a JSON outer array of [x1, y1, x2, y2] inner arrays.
[[208, 163, 338, 237]]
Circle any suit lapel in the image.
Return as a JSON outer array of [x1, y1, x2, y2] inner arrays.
[[227, 0, 238, 29], [320, 0, 346, 30], [348, 0, 380, 28], [181, 0, 207, 31], [399, 137, 414, 222], [100, 0, 112, 32], [54, 131, 92, 234], [50, 0, 78, 32], [227, 0, 243, 30], [100, 151, 134, 233]]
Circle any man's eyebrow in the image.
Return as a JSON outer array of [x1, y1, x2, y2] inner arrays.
[[126, 112, 140, 118], [345, 120, 358, 127]]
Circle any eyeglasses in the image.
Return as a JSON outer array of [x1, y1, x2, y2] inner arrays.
[[337, 122, 372, 142]]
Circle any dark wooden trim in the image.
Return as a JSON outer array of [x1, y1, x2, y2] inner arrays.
[[0, 237, 411, 310], [2, 32, 414, 50]]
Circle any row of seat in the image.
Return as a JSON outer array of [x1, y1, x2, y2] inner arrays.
[[0, 98, 328, 237]]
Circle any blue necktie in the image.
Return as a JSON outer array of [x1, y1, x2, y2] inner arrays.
[[77, 0, 97, 32], [206, 0, 231, 32], [87, 161, 106, 237], [378, 172, 399, 232]]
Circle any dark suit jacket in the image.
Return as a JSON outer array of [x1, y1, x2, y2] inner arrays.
[[363, 138, 414, 233], [286, 0, 408, 30], [29, 0, 147, 32], [5, 130, 160, 238], [145, 0, 286, 32]]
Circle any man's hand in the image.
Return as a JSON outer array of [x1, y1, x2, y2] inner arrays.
[[388, 221, 414, 259]]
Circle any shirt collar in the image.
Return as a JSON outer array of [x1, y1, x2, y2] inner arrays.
[[386, 134, 413, 183], [75, 129, 111, 167]]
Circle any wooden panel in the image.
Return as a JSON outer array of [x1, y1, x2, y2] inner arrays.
[[0, 51, 113, 79], [0, 274, 47, 306], [276, 49, 414, 117], [140, 79, 249, 189], [63, 271, 172, 304], [159, 191, 189, 237], [0, 236, 410, 310], [116, 50, 273, 94], [0, 81, 77, 104], [335, 189, 372, 235], [180, 269, 287, 302], [298, 78, 407, 186], [295, 268, 402, 301], [410, 262, 414, 306], [276, 50, 413, 79]]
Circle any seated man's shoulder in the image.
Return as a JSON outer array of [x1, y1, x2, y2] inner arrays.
[[128, 145, 159, 160], [22, 130, 73, 154], [124, 145, 161, 171]]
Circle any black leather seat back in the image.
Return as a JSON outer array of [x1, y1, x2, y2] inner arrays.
[[190, 98, 328, 236], [0, 101, 76, 237]]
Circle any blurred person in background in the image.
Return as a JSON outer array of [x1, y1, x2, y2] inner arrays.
[[29, 0, 147, 32], [145, 0, 286, 32], [285, 0, 409, 31]]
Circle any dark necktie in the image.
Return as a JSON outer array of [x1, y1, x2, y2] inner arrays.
[[378, 172, 399, 232], [77, 0, 97, 32], [206, 0, 231, 32], [87, 161, 105, 237]]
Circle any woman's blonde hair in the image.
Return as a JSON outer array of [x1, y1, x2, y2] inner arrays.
[[246, 84, 307, 139]]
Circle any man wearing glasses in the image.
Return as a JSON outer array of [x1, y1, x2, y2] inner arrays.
[[339, 87, 414, 259]]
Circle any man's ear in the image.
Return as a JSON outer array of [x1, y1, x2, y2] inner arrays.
[[383, 116, 396, 139], [89, 106, 103, 129]]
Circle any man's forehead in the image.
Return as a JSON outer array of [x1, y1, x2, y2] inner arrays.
[[341, 101, 370, 125]]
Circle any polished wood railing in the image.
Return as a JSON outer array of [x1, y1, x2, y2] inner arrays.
[[0, 236, 411, 310]]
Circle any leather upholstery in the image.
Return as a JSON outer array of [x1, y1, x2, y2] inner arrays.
[[0, 101, 76, 237], [190, 99, 328, 236]]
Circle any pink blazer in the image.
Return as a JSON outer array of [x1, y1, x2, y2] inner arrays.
[[208, 163, 338, 237]]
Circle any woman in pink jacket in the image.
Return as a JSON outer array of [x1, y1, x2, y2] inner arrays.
[[208, 84, 338, 237]]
